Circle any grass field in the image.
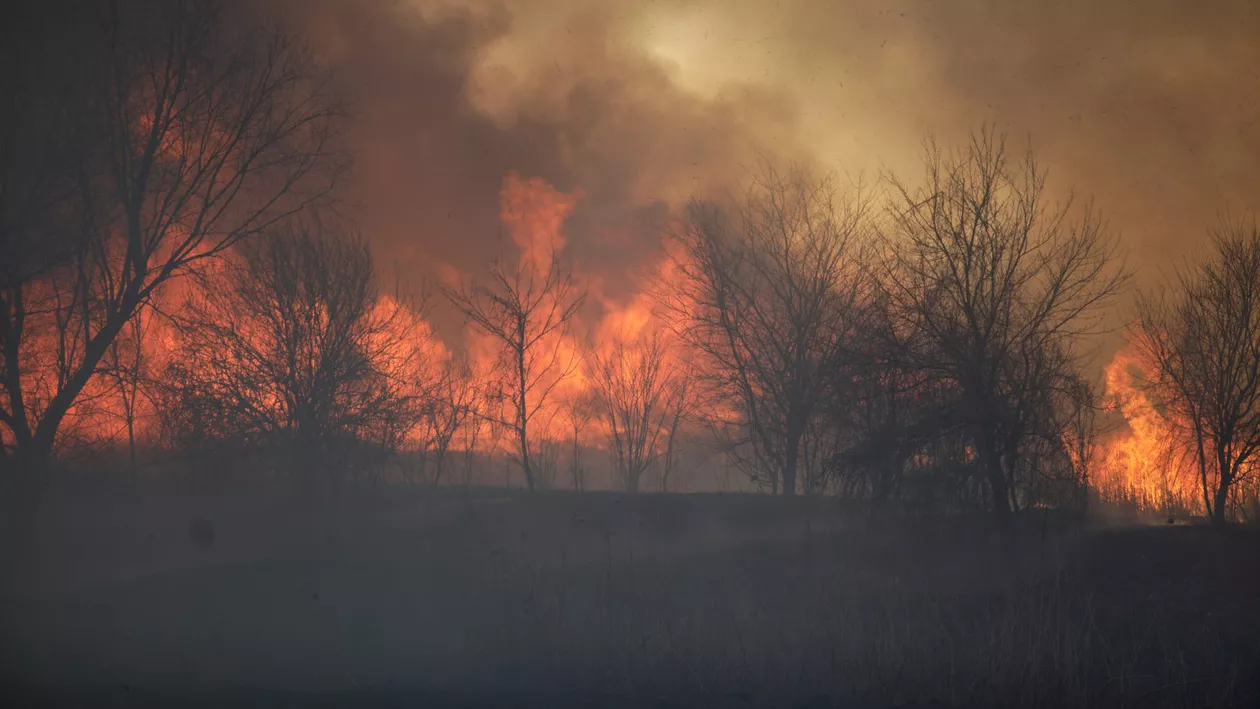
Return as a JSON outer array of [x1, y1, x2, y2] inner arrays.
[[2, 481, 1258, 708]]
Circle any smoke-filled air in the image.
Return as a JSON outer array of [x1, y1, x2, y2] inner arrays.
[[2, 1, 1259, 707]]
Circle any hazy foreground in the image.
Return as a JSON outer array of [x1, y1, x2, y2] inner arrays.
[[2, 477, 1258, 708]]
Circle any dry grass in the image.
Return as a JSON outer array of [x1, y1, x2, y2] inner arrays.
[[1, 481, 1258, 707]]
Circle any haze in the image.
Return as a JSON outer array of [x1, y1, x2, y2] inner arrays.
[[2, 1, 1259, 707]]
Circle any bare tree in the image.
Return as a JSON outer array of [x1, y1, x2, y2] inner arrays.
[[458, 388, 488, 487], [1003, 341, 1098, 512], [588, 332, 681, 493], [1134, 218, 1260, 525], [444, 252, 584, 492], [656, 368, 694, 493], [665, 163, 870, 495], [563, 392, 595, 491], [534, 436, 562, 491], [0, 1, 342, 472], [160, 225, 424, 487], [833, 324, 954, 504], [0, 9, 96, 466], [419, 355, 478, 486], [101, 307, 155, 472], [1054, 372, 1100, 516], [882, 128, 1126, 523]]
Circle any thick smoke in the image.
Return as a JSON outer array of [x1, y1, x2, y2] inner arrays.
[[272, 0, 1259, 344], [273, 0, 809, 342]]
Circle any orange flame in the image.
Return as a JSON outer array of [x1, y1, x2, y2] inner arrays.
[[1098, 345, 1200, 513], [499, 172, 581, 274], [7, 171, 701, 472]]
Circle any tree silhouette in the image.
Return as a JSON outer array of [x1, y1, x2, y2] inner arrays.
[[0, 0, 342, 471], [882, 128, 1126, 523], [161, 225, 424, 487], [444, 252, 584, 492], [588, 332, 681, 493], [1135, 217, 1260, 525], [666, 163, 869, 495]]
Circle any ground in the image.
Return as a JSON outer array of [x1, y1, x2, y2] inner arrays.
[[1, 479, 1258, 708]]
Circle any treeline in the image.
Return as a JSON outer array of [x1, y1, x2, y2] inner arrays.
[[3, 1, 1260, 525], [1, 1, 342, 473], [664, 140, 1124, 521]]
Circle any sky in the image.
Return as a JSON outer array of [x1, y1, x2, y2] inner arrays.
[[275, 0, 1259, 356]]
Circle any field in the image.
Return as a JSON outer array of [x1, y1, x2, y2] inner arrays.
[[1, 479, 1258, 708]]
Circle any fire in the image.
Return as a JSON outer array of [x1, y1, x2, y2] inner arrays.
[[499, 172, 581, 274], [1097, 345, 1200, 513], [6, 169, 690, 477], [449, 172, 694, 458], [595, 287, 657, 343], [22, 164, 1209, 503]]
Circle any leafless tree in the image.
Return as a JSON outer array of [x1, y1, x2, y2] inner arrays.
[[0, 9, 95, 466], [827, 303, 967, 505], [1054, 372, 1100, 515], [656, 366, 694, 493], [665, 163, 870, 495], [588, 332, 682, 493], [458, 388, 488, 487], [563, 392, 595, 491], [819, 284, 941, 502], [443, 252, 584, 491], [101, 307, 155, 472], [881, 128, 1127, 523], [160, 225, 424, 487], [1003, 341, 1098, 512], [0, 0, 342, 472], [1134, 218, 1260, 525], [534, 436, 562, 491], [419, 355, 479, 486]]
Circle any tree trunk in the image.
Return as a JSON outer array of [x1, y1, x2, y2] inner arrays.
[[433, 451, 445, 487], [519, 424, 534, 492], [988, 466, 1012, 523], [661, 416, 679, 494], [1211, 445, 1232, 526], [16, 430, 55, 475], [1, 289, 34, 456], [18, 310, 130, 471], [515, 339, 534, 492], [981, 431, 1012, 526], [1211, 484, 1230, 526], [126, 415, 137, 474], [122, 380, 138, 474], [782, 443, 799, 496], [9, 445, 48, 477]]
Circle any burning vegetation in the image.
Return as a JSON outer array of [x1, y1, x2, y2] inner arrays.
[[1, 1, 1259, 528], [1097, 348, 1203, 514], [5, 2, 1260, 708]]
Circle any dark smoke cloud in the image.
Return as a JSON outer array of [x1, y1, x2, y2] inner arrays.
[[270, 0, 807, 341], [271, 0, 1259, 341]]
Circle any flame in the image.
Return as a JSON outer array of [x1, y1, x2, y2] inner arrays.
[[4, 170, 694, 475], [499, 172, 581, 274], [1097, 345, 1201, 512], [16, 166, 1219, 504], [458, 174, 694, 454]]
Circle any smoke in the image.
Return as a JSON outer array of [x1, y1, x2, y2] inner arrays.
[[266, 0, 1258, 350], [267, 0, 804, 344]]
